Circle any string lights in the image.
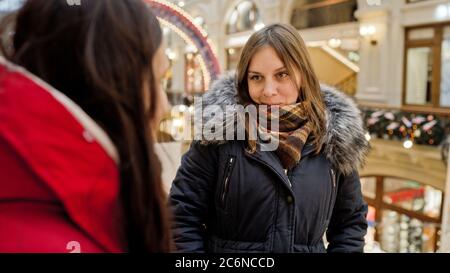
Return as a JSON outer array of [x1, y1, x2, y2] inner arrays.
[[145, 0, 221, 90]]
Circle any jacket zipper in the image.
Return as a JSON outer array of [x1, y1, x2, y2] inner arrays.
[[284, 169, 292, 188], [221, 156, 235, 206], [326, 168, 337, 221], [330, 168, 336, 188]]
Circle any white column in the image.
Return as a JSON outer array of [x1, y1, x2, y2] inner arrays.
[[171, 34, 186, 96], [206, 19, 226, 73], [207, 0, 228, 74], [355, 0, 394, 105], [386, 0, 404, 106]]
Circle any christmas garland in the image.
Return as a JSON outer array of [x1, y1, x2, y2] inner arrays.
[[361, 108, 447, 146]]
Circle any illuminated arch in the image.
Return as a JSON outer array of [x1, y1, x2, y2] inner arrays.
[[145, 0, 221, 90]]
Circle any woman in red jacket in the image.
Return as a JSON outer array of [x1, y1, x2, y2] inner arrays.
[[0, 0, 171, 252]]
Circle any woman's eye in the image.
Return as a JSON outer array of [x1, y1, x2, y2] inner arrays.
[[249, 75, 261, 81], [277, 72, 289, 79]]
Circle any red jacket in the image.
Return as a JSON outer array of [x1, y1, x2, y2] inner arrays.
[[0, 58, 125, 253]]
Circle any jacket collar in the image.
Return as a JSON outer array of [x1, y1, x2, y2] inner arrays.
[[198, 72, 370, 176]]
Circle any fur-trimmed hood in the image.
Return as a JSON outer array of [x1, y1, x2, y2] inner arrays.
[[198, 72, 370, 175]]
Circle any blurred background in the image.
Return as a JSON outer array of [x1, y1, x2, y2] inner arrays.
[[2, 0, 450, 253]]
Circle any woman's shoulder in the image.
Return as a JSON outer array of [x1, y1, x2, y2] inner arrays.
[[0, 58, 123, 252], [320, 84, 370, 176]]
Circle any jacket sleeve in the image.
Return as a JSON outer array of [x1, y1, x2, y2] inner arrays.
[[169, 141, 218, 253], [326, 170, 368, 253]]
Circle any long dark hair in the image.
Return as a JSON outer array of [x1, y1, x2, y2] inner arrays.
[[1, 0, 171, 252]]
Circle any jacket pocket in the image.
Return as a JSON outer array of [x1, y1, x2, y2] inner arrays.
[[220, 155, 236, 208]]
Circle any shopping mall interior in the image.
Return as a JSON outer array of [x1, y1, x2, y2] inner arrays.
[[2, 0, 450, 253]]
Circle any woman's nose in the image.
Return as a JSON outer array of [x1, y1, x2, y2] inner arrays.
[[262, 80, 278, 97]]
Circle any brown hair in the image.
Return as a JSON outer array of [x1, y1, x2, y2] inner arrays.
[[1, 0, 171, 252], [236, 23, 326, 153]]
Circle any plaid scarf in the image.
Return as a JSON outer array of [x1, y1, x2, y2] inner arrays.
[[247, 103, 312, 170]]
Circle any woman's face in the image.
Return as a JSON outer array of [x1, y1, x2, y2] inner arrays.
[[148, 44, 170, 132], [247, 46, 301, 106]]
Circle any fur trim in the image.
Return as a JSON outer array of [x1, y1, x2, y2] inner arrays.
[[197, 73, 370, 175]]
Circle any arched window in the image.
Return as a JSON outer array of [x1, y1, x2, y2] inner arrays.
[[290, 0, 357, 30], [226, 0, 263, 34]]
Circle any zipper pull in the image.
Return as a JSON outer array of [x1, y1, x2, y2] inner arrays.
[[221, 157, 235, 204], [284, 169, 292, 188], [221, 177, 229, 203], [331, 169, 336, 188]]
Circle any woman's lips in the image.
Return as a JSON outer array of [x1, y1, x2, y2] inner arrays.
[[260, 101, 284, 106]]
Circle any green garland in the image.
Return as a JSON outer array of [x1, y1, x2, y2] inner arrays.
[[361, 109, 446, 146]]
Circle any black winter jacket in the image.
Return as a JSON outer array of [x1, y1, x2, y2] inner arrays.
[[169, 73, 370, 253]]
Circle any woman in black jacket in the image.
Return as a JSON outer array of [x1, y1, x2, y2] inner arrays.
[[169, 23, 370, 253]]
